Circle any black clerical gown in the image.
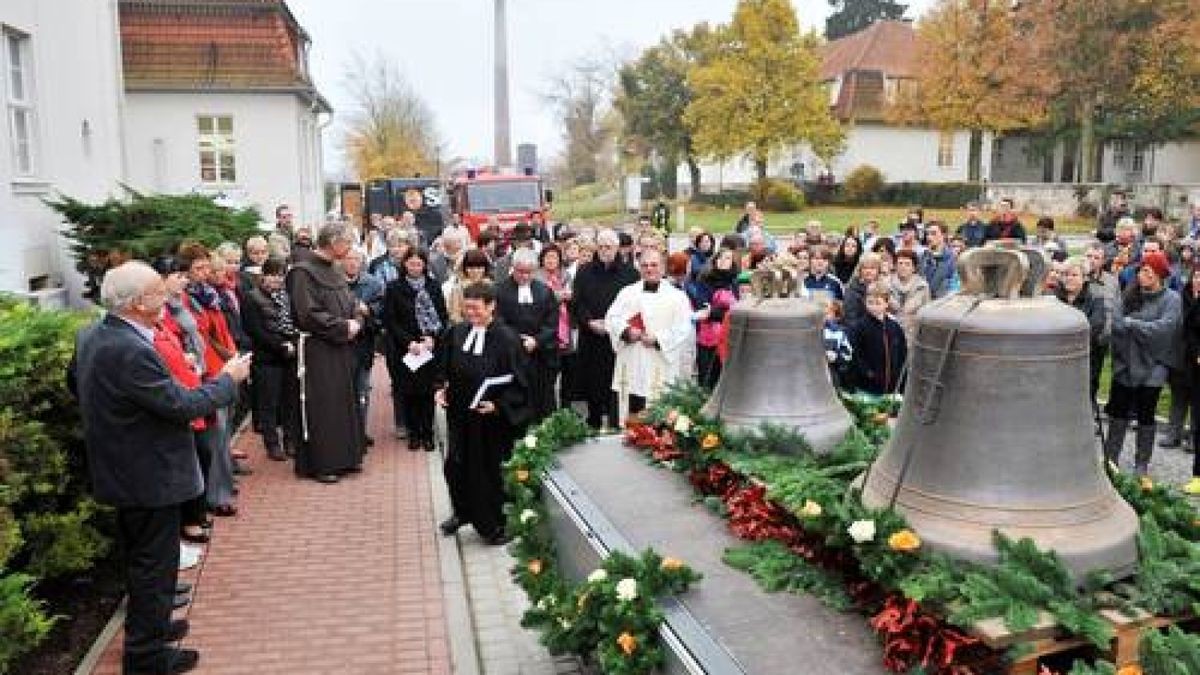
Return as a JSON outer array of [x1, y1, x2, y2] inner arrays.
[[438, 321, 531, 538], [495, 278, 559, 419], [287, 256, 365, 477], [569, 259, 639, 397]]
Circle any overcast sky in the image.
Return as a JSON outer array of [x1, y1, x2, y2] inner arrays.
[[287, 0, 934, 177]]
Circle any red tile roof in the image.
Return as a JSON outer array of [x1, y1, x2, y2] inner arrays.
[[820, 20, 916, 122], [821, 20, 916, 80], [119, 0, 330, 111]]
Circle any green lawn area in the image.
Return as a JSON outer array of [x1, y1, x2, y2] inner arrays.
[[552, 199, 1094, 236]]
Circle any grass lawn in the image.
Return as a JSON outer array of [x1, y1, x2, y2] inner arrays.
[[552, 199, 1094, 236]]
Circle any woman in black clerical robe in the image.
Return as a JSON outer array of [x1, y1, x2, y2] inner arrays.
[[436, 282, 531, 545], [383, 248, 448, 451]]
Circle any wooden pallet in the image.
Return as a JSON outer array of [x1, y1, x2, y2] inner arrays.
[[970, 608, 1187, 675]]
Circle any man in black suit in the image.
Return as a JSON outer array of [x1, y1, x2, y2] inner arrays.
[[71, 261, 251, 674], [495, 247, 560, 419]]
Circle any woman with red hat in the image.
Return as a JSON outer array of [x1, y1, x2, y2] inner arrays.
[[1103, 250, 1181, 486]]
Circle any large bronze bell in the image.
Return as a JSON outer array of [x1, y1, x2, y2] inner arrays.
[[858, 247, 1138, 580], [702, 297, 852, 453]]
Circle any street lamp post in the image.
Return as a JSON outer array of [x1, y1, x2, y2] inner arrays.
[[494, 0, 513, 168]]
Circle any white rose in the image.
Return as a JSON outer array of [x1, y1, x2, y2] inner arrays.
[[799, 500, 822, 518], [524, 434, 538, 449], [587, 569, 608, 583], [674, 414, 692, 434], [615, 578, 638, 602], [519, 509, 538, 524], [848, 519, 877, 544], [558, 618, 572, 629], [536, 596, 556, 610]]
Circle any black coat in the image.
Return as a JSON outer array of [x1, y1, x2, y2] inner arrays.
[[569, 258, 639, 391], [383, 276, 450, 393], [495, 278, 560, 369], [983, 219, 1028, 244], [241, 287, 293, 365], [848, 313, 908, 396], [69, 314, 236, 508], [1057, 283, 1108, 352], [1181, 286, 1200, 369]]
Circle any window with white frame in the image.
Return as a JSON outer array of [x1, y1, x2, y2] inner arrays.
[[4, 29, 37, 177], [197, 115, 236, 184], [937, 131, 955, 168]]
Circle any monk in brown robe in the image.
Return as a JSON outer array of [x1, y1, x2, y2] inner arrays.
[[287, 223, 366, 483]]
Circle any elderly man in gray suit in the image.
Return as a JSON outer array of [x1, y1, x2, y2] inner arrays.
[[71, 261, 251, 674]]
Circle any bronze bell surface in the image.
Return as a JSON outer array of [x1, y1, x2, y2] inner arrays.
[[702, 297, 852, 453], [858, 247, 1138, 581]]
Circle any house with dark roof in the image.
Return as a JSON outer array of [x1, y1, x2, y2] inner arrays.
[[118, 0, 331, 225], [678, 19, 1199, 205], [678, 20, 977, 195]]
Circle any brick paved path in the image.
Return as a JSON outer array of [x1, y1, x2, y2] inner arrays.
[[91, 363, 451, 674]]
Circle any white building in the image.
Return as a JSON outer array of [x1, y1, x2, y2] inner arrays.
[[0, 0, 126, 304], [680, 20, 1198, 198], [0, 0, 330, 302], [119, 0, 330, 228]]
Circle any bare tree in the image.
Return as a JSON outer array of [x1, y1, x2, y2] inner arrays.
[[342, 52, 441, 180], [541, 51, 624, 187]]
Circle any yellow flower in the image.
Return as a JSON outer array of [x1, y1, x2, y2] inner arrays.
[[528, 559, 543, 575], [1139, 476, 1154, 491], [515, 468, 530, 483], [799, 500, 823, 518], [616, 631, 638, 656], [701, 433, 721, 451], [888, 529, 922, 553], [872, 412, 890, 425], [1117, 666, 1143, 675], [661, 557, 685, 571]]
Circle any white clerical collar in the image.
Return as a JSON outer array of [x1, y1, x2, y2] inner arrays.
[[517, 284, 533, 304], [462, 325, 487, 355]]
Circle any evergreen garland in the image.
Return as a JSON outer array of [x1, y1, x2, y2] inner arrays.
[[624, 382, 1200, 672], [502, 410, 702, 674], [723, 541, 855, 610]]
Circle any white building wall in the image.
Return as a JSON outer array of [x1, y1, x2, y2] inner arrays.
[[677, 124, 973, 193], [817, 124, 973, 183], [1148, 141, 1200, 185], [123, 91, 325, 228], [0, 0, 125, 302], [1100, 140, 1200, 185]]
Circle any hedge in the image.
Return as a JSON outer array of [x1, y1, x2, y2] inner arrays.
[[0, 295, 111, 673], [698, 181, 983, 211]]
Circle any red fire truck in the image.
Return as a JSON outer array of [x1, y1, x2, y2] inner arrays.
[[448, 168, 551, 242]]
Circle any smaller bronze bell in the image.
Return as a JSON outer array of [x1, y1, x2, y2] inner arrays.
[[702, 298, 852, 453]]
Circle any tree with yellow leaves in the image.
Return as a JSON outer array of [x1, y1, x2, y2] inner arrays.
[[684, 0, 844, 183], [889, 0, 1050, 180], [342, 52, 440, 181]]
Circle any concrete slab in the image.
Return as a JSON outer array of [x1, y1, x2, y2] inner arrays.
[[553, 437, 885, 675]]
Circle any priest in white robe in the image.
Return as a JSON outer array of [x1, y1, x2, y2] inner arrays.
[[605, 248, 695, 423]]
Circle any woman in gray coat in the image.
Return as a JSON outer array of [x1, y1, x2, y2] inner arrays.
[[1103, 251, 1181, 482]]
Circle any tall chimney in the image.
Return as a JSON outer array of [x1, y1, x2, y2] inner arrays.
[[494, 0, 513, 167]]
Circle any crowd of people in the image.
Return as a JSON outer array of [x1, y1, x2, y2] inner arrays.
[[71, 191, 1200, 673]]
